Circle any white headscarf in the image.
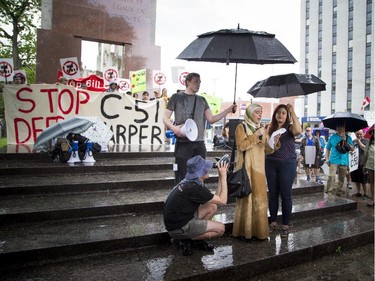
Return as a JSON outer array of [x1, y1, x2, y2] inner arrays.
[[244, 103, 262, 134]]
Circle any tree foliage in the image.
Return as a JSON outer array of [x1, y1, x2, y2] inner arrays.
[[0, 0, 41, 83]]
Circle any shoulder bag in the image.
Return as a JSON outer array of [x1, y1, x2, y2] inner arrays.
[[227, 123, 252, 198]]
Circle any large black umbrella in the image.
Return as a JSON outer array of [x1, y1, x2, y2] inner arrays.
[[248, 73, 326, 98], [322, 112, 368, 132], [176, 26, 297, 103]]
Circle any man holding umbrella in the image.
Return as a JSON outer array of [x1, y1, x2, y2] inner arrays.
[[163, 72, 237, 183], [325, 125, 354, 196]]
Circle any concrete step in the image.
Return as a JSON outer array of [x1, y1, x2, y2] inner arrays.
[[0, 154, 228, 175], [0, 164, 323, 195], [0, 192, 359, 268], [0, 182, 323, 224], [1, 208, 373, 280]]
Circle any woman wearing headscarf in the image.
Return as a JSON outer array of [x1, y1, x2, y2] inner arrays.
[[232, 104, 280, 241]]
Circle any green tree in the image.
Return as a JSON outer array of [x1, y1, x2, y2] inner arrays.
[[0, 0, 41, 83]]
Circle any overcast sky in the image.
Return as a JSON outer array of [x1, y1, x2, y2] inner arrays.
[[155, 0, 301, 102]]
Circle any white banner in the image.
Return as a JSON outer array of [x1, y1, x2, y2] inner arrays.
[[3, 84, 165, 146], [349, 147, 359, 172]]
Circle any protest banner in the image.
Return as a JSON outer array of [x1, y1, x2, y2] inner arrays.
[[70, 74, 106, 92], [3, 84, 165, 146]]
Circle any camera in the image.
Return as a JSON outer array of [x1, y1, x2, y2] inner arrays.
[[213, 154, 230, 168]]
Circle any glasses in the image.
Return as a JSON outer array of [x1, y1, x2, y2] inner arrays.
[[306, 130, 311, 132]]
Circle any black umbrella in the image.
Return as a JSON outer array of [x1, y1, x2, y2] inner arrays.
[[248, 73, 326, 99], [176, 26, 297, 104], [322, 112, 368, 132]]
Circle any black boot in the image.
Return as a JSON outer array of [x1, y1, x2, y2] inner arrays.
[[192, 240, 215, 251], [179, 239, 193, 256]]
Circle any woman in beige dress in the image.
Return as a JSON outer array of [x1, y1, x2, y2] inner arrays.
[[232, 104, 280, 241]]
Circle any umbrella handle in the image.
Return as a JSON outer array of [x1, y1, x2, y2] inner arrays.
[[232, 102, 236, 113]]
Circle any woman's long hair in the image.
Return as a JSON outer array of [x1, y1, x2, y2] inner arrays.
[[268, 104, 291, 136]]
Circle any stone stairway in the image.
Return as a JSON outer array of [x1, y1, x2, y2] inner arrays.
[[0, 148, 373, 280]]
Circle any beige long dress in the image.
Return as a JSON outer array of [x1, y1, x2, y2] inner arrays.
[[232, 123, 276, 240]]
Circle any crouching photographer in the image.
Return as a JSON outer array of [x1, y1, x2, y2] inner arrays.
[[163, 155, 228, 256]]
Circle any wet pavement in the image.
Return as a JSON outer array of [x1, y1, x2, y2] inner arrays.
[[0, 143, 373, 280]]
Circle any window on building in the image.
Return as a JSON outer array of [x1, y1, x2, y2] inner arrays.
[[331, 102, 336, 114], [347, 100, 352, 112], [366, 77, 371, 89], [81, 40, 126, 78]]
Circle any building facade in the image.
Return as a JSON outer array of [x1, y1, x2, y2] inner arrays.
[[299, 0, 374, 122], [36, 0, 160, 86]]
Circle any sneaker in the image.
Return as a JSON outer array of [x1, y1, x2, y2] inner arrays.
[[347, 184, 352, 189], [316, 179, 323, 184], [307, 176, 311, 181], [352, 193, 362, 197], [179, 239, 193, 256], [280, 226, 289, 238], [192, 240, 215, 251]]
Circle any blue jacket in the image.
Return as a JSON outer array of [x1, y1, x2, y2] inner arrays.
[[326, 133, 353, 166]]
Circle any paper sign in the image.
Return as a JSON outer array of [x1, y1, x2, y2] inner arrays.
[[130, 69, 146, 93], [304, 146, 317, 165], [200, 93, 222, 115], [268, 128, 287, 149], [103, 67, 119, 86], [0, 58, 14, 82], [349, 147, 359, 172], [153, 70, 166, 88], [178, 70, 189, 88], [60, 57, 81, 79]]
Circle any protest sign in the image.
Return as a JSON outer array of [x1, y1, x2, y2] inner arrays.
[[3, 84, 165, 146], [130, 69, 147, 93], [349, 147, 359, 172]]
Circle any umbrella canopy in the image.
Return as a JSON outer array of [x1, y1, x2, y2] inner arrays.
[[322, 112, 368, 133], [248, 73, 326, 98], [177, 28, 297, 64], [176, 26, 297, 101], [33, 117, 94, 152]]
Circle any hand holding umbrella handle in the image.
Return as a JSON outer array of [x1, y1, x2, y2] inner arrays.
[[232, 102, 237, 114]]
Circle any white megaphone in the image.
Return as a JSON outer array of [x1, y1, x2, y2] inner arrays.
[[179, 119, 198, 141], [82, 141, 96, 165], [67, 141, 81, 164]]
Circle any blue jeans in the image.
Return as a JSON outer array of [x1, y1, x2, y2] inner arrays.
[[265, 158, 296, 226]]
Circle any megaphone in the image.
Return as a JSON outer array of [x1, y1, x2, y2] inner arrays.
[[82, 141, 96, 164], [165, 130, 176, 145], [179, 119, 198, 141], [67, 140, 81, 164]]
